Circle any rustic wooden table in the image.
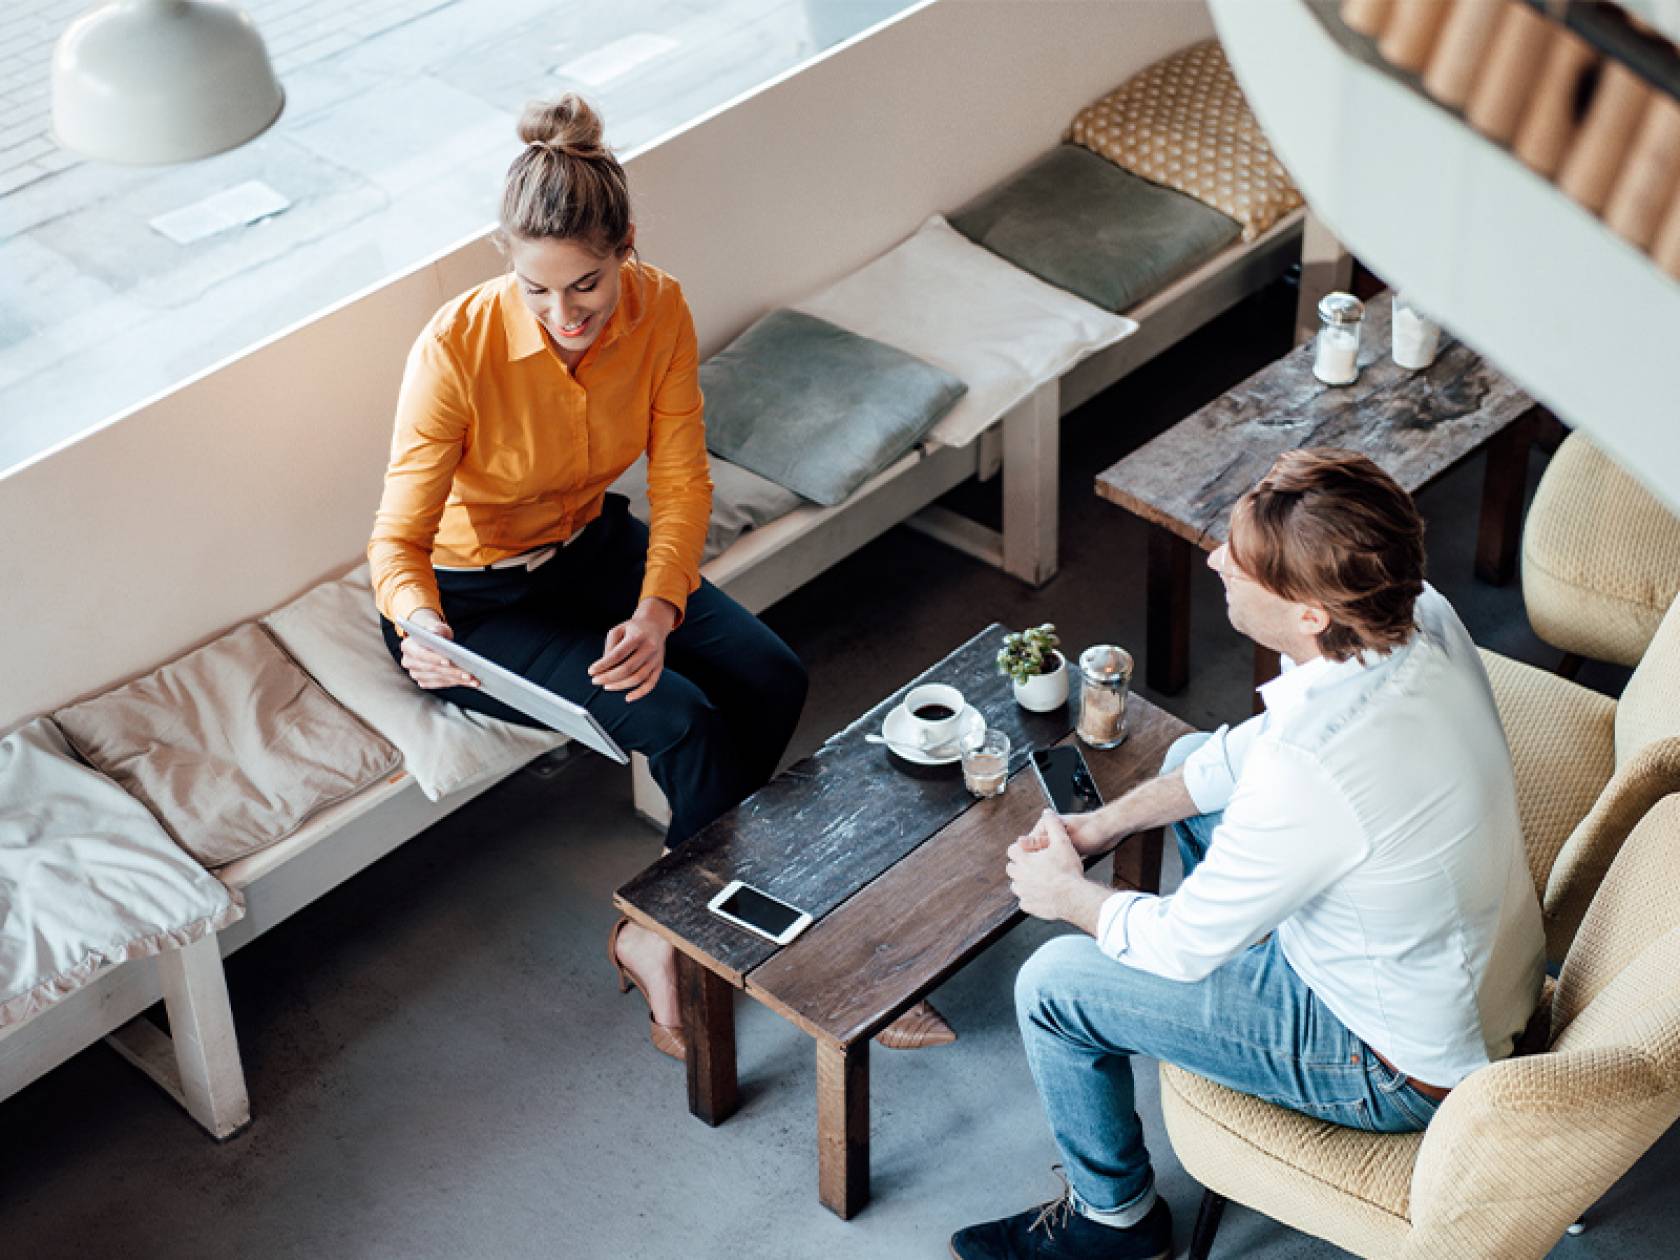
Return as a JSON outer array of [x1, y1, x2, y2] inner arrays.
[[614, 624, 1191, 1218], [1095, 294, 1539, 694]]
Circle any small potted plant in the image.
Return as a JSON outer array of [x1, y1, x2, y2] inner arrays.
[[997, 623, 1068, 712]]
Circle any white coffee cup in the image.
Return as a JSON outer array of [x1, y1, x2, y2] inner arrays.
[[901, 683, 966, 749]]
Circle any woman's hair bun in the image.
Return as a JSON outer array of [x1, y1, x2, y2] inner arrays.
[[517, 94, 607, 160]]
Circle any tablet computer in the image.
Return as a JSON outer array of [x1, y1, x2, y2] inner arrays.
[[397, 619, 628, 765]]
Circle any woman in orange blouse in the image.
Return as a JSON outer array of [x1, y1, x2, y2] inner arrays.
[[369, 96, 807, 1063]]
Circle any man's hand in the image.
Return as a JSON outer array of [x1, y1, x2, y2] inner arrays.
[[400, 608, 478, 690], [589, 598, 678, 702], [1007, 810, 1091, 922], [1059, 810, 1116, 858]]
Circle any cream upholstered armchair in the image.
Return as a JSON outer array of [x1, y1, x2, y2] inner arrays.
[[1163, 791, 1680, 1259], [1522, 432, 1680, 672], [1479, 591, 1680, 961]]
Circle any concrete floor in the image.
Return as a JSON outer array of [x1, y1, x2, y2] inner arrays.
[[3, 283, 1674, 1259]]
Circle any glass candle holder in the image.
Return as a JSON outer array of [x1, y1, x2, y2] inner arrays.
[[1391, 292, 1441, 370], [1312, 292, 1364, 386], [1076, 645, 1132, 749], [960, 728, 1010, 798]]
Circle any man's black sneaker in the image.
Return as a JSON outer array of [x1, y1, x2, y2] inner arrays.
[[949, 1192, 1173, 1260]]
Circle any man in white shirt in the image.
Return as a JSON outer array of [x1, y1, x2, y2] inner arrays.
[[951, 449, 1545, 1260]]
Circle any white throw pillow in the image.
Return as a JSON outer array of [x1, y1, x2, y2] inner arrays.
[[794, 215, 1138, 450], [0, 718, 242, 1029], [263, 566, 562, 802]]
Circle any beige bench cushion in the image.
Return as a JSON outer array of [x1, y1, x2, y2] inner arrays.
[[795, 215, 1137, 449], [0, 718, 241, 1028], [1068, 38, 1302, 241], [54, 623, 402, 868], [264, 566, 563, 801]]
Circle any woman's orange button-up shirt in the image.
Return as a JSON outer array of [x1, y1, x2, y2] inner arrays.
[[368, 260, 712, 626]]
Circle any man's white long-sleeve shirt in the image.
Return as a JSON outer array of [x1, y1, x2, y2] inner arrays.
[[1096, 586, 1544, 1087]]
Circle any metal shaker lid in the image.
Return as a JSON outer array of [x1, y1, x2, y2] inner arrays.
[[1317, 292, 1365, 325]]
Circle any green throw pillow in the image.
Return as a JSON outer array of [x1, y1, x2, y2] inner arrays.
[[701, 309, 967, 507], [948, 145, 1241, 312]]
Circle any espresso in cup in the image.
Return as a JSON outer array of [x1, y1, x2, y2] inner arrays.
[[902, 683, 966, 750]]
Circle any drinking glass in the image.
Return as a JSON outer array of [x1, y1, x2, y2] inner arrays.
[[960, 728, 1010, 798]]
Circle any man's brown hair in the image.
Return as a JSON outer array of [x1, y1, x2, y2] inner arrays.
[[1228, 448, 1426, 662]]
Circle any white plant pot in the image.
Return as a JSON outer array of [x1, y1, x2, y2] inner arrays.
[[1012, 652, 1069, 712]]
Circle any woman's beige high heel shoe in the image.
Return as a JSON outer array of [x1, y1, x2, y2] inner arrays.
[[608, 917, 688, 1062], [874, 999, 958, 1050]]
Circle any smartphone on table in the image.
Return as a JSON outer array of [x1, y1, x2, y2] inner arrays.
[[707, 880, 814, 945], [1030, 746, 1104, 815]]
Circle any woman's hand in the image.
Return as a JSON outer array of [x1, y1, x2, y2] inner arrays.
[[590, 598, 678, 702], [400, 608, 479, 691]]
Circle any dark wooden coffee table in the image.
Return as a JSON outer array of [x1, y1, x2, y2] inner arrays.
[[614, 625, 1191, 1218], [1095, 293, 1541, 694]]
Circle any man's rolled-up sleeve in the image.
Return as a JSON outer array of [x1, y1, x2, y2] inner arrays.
[[1180, 713, 1264, 815]]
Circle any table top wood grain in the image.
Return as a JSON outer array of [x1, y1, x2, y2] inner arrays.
[[614, 624, 1071, 985], [1094, 294, 1534, 550], [746, 697, 1190, 1047]]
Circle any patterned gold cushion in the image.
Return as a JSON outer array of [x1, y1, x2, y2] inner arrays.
[[1067, 38, 1303, 240]]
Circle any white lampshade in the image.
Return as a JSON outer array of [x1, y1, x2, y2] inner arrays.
[[51, 0, 284, 165]]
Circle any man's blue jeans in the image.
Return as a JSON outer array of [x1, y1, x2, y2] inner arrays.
[[1015, 732, 1441, 1222]]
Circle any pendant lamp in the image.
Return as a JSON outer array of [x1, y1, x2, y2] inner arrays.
[[51, 0, 284, 165]]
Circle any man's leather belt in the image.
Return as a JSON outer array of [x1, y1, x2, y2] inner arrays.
[[1373, 1049, 1452, 1102]]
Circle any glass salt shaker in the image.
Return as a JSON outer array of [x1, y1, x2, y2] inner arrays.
[[1312, 292, 1364, 386], [1076, 645, 1132, 750]]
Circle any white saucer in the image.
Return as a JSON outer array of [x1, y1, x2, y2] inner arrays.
[[879, 704, 984, 766]]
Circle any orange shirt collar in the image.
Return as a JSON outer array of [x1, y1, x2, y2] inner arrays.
[[500, 259, 647, 363]]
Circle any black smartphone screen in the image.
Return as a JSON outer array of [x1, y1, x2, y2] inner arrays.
[[715, 884, 804, 936], [1030, 746, 1104, 814]]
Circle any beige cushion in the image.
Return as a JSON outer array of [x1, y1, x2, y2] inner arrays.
[[0, 718, 241, 1028], [1067, 38, 1303, 240], [262, 566, 563, 802], [794, 215, 1137, 449], [1616, 593, 1680, 766], [1478, 648, 1616, 900], [1159, 1063, 1415, 1256], [610, 456, 801, 564], [1552, 795, 1680, 1033], [1522, 433, 1680, 668], [54, 623, 402, 868]]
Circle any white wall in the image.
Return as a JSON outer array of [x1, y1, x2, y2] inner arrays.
[[0, 0, 1213, 729]]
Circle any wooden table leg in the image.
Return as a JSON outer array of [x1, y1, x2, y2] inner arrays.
[[678, 951, 738, 1127], [816, 1038, 869, 1219], [1113, 826, 1164, 894], [1476, 410, 1538, 586], [1147, 528, 1194, 694]]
